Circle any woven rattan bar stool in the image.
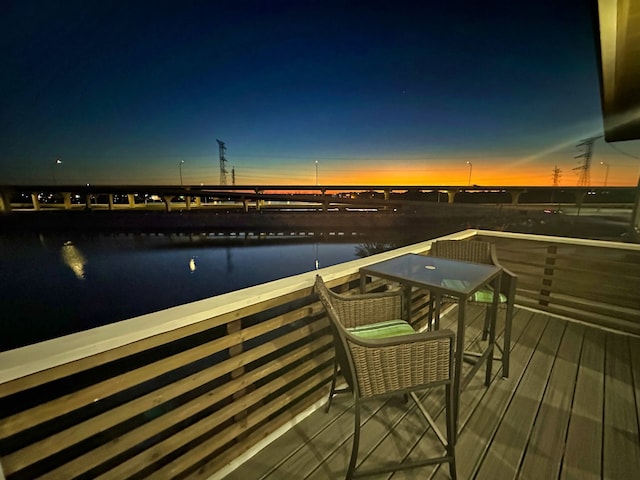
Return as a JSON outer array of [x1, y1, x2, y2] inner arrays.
[[429, 239, 517, 377], [315, 275, 457, 479]]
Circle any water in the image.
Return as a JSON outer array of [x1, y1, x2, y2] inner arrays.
[[0, 232, 396, 351]]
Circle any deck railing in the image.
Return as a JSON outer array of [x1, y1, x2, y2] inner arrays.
[[477, 231, 640, 335], [0, 229, 638, 479]]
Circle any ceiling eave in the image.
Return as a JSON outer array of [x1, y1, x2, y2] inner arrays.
[[596, 0, 640, 142]]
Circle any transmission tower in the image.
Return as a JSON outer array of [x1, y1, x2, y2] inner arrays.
[[216, 139, 228, 185], [572, 136, 601, 186], [552, 165, 562, 186], [231, 166, 236, 186]]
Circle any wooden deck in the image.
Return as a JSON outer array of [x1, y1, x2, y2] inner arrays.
[[221, 304, 640, 480]]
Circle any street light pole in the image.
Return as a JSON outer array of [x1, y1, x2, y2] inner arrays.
[[315, 160, 318, 186], [179, 160, 185, 186], [600, 161, 609, 187], [466, 161, 473, 186]]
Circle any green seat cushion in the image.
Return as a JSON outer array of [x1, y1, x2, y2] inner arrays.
[[347, 319, 415, 339], [441, 279, 470, 291], [472, 288, 507, 303], [441, 279, 507, 303]]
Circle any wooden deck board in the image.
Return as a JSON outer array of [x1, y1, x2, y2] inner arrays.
[[427, 309, 545, 480], [220, 307, 640, 480], [561, 327, 604, 480], [519, 321, 583, 478], [602, 333, 640, 479], [474, 317, 566, 479]]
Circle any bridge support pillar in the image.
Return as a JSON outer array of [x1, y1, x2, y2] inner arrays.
[[0, 191, 12, 213], [446, 189, 459, 204], [509, 189, 526, 205], [195, 196, 201, 207], [186, 195, 191, 210], [85, 194, 93, 210], [574, 189, 588, 215], [31, 193, 41, 210], [162, 195, 172, 212], [383, 189, 391, 201], [128, 194, 136, 208], [242, 198, 250, 212], [63, 192, 72, 210], [108, 194, 114, 211]]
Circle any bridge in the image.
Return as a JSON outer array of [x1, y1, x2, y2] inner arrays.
[[0, 184, 637, 214]]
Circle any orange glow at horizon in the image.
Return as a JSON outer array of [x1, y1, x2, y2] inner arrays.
[[236, 148, 640, 187], [288, 164, 639, 187]]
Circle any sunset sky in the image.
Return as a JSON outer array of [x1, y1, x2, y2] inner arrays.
[[2, 0, 640, 187]]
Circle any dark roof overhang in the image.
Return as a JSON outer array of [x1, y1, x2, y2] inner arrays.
[[595, 0, 640, 142]]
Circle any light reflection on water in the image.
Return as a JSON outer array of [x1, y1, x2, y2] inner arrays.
[[61, 241, 87, 280], [0, 233, 377, 351]]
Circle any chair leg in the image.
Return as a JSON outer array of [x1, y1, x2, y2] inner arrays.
[[326, 358, 339, 413], [347, 401, 361, 480], [502, 304, 513, 378], [445, 384, 457, 480], [482, 306, 490, 340]]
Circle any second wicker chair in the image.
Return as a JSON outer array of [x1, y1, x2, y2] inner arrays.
[[429, 239, 517, 377]]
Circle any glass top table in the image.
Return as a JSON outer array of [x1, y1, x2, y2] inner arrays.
[[359, 253, 503, 437], [359, 253, 502, 298]]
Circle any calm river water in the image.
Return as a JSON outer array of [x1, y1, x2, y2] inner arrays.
[[0, 231, 421, 351]]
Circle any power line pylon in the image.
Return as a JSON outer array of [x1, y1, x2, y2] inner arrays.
[[572, 136, 601, 186], [216, 139, 228, 185], [231, 166, 236, 186], [552, 165, 562, 186]]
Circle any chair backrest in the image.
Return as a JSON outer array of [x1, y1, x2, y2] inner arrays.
[[314, 276, 357, 390], [430, 239, 493, 265], [316, 275, 455, 399]]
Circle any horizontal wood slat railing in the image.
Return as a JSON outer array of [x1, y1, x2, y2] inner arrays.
[[0, 276, 355, 479], [478, 232, 640, 335], [1, 229, 638, 479]]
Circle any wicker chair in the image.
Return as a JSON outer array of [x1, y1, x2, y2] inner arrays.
[[315, 275, 457, 480], [429, 239, 517, 377]]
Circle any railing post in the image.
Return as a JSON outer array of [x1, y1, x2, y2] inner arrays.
[[540, 245, 557, 306], [227, 319, 249, 439]]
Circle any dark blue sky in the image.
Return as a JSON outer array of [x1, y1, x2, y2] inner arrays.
[[2, 0, 639, 185]]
